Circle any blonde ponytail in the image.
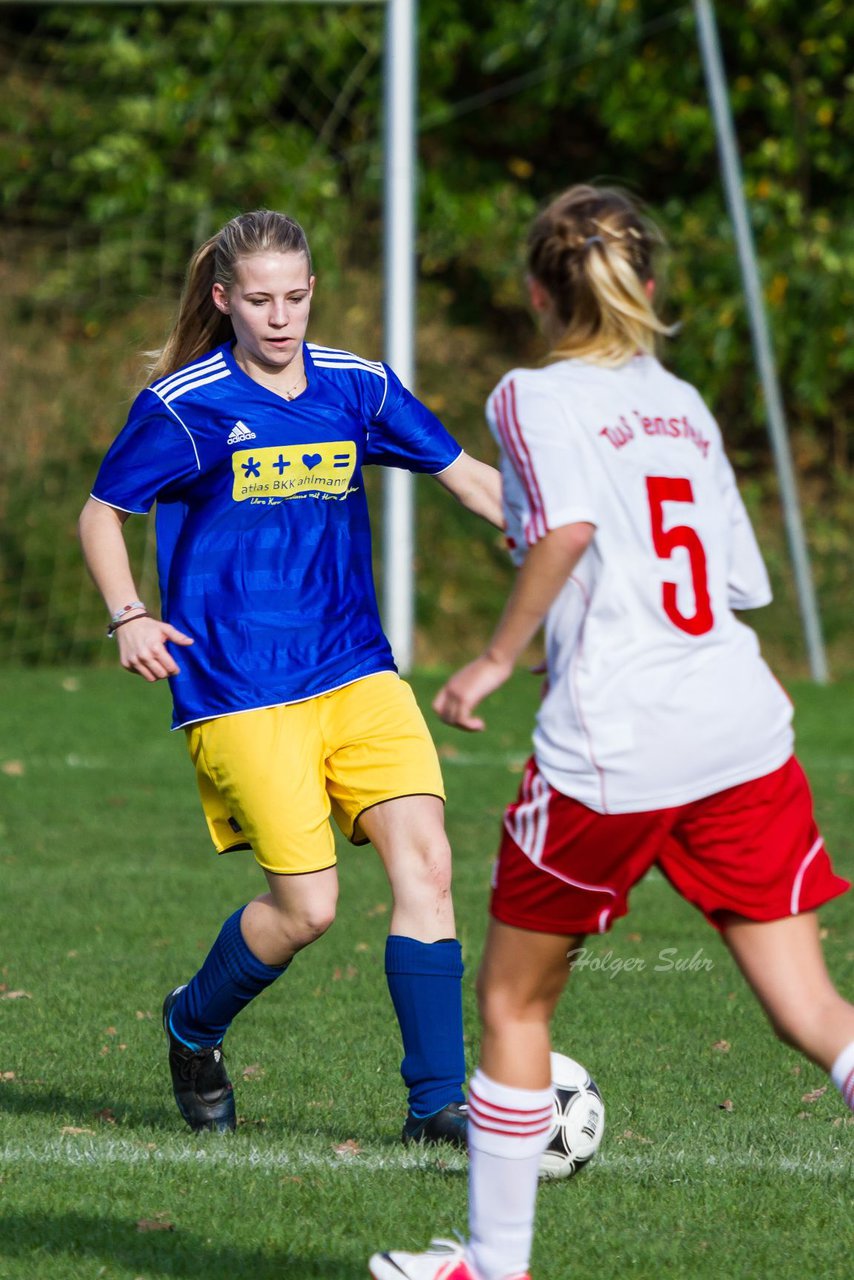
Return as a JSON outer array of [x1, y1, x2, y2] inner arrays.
[[527, 185, 674, 368]]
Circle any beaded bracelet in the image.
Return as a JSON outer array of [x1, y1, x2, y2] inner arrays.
[[106, 610, 151, 638]]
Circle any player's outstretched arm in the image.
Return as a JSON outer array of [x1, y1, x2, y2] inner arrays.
[[78, 497, 193, 682], [433, 521, 594, 732], [433, 451, 503, 529]]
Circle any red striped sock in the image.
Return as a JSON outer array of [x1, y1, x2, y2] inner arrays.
[[830, 1040, 854, 1112], [467, 1068, 552, 1280]]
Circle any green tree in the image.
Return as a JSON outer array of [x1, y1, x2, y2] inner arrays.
[[1, 1, 851, 667]]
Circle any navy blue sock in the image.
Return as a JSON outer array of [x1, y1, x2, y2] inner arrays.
[[169, 906, 287, 1049], [385, 935, 466, 1116]]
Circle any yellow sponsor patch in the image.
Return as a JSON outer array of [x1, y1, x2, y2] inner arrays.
[[231, 441, 357, 502]]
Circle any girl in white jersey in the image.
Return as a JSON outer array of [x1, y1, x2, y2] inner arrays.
[[369, 185, 854, 1280], [79, 210, 503, 1148]]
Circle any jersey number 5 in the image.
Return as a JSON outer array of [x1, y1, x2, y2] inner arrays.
[[646, 476, 714, 636]]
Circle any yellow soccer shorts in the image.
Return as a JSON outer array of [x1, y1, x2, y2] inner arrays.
[[185, 671, 446, 875]]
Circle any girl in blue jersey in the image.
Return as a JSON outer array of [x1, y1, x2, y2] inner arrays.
[[79, 209, 503, 1143]]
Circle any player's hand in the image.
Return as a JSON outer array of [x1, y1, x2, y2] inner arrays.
[[115, 616, 193, 682], [432, 652, 513, 732]]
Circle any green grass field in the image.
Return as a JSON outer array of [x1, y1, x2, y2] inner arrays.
[[1, 668, 852, 1280]]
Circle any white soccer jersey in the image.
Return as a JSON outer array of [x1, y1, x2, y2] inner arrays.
[[488, 354, 793, 814]]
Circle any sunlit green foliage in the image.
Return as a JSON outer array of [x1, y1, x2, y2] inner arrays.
[[1, 1, 851, 670]]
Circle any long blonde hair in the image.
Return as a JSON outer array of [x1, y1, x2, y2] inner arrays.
[[148, 210, 312, 382], [526, 184, 673, 367]]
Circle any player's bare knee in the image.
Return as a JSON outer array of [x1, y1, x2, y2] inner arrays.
[[302, 903, 337, 941], [409, 841, 453, 898], [275, 902, 336, 952], [763, 998, 819, 1052], [771, 990, 850, 1054], [767, 1014, 799, 1050], [478, 978, 547, 1035], [477, 984, 507, 1037]]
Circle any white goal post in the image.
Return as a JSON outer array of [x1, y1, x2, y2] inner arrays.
[[692, 0, 827, 683]]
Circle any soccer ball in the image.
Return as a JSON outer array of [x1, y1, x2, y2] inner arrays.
[[539, 1052, 605, 1180]]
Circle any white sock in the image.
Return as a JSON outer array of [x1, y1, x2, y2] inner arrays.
[[466, 1068, 554, 1280], [830, 1040, 854, 1112]]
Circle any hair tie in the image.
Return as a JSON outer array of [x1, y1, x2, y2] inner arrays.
[[584, 235, 605, 249]]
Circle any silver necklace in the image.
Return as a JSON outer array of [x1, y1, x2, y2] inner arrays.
[[236, 352, 305, 399]]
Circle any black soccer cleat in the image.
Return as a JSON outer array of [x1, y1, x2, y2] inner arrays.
[[401, 1100, 468, 1148], [162, 986, 236, 1133]]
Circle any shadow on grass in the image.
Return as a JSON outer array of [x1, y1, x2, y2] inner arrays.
[[0, 1080, 393, 1149], [0, 1081, 167, 1130], [0, 1212, 363, 1278]]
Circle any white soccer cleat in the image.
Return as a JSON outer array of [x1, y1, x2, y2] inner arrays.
[[368, 1239, 480, 1280], [367, 1238, 532, 1280]]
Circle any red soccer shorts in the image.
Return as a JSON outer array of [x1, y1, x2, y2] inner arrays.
[[490, 755, 850, 935]]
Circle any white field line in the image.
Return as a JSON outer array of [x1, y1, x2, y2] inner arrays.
[[440, 753, 854, 773], [0, 1139, 849, 1177], [56, 751, 528, 772], [21, 750, 854, 773]]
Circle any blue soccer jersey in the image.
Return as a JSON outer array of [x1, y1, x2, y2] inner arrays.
[[91, 341, 462, 727]]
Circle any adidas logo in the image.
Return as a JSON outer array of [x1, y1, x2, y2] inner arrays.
[[227, 420, 256, 444]]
